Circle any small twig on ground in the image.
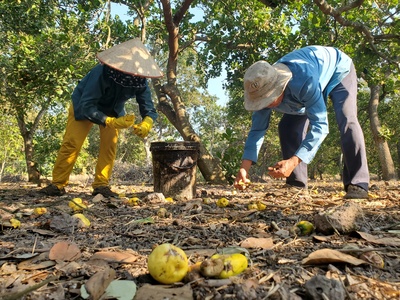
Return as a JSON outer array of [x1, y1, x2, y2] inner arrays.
[[272, 236, 300, 251], [338, 273, 354, 300], [373, 223, 400, 231], [1, 275, 59, 300], [32, 234, 38, 254]]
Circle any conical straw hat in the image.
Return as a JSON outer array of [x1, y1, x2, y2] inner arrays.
[[97, 38, 163, 78]]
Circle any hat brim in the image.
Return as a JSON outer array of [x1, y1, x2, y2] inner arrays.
[[97, 39, 163, 78], [244, 63, 292, 111]]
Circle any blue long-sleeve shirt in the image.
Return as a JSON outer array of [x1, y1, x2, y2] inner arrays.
[[243, 46, 352, 164], [72, 64, 158, 126]]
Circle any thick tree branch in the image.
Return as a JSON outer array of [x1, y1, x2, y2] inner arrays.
[[160, 0, 178, 82], [111, 0, 151, 41], [373, 34, 400, 41], [313, 0, 399, 67], [174, 0, 194, 24], [335, 0, 364, 13]]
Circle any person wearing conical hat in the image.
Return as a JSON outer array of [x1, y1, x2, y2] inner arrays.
[[39, 38, 163, 197], [234, 46, 369, 199]]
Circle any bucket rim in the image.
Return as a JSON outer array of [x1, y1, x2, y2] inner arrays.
[[150, 141, 200, 151]]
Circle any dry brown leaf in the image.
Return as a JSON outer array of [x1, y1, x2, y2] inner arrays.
[[135, 283, 193, 300], [302, 249, 367, 266], [17, 252, 56, 270], [18, 259, 56, 270], [359, 251, 385, 268], [31, 283, 65, 299], [90, 250, 138, 264], [240, 237, 274, 249], [85, 267, 115, 300], [49, 241, 82, 261], [345, 274, 366, 294], [1, 262, 17, 276], [54, 261, 81, 275], [312, 235, 334, 242], [85, 258, 110, 270], [1, 252, 39, 260], [355, 231, 400, 247], [184, 236, 202, 245], [183, 200, 203, 212]]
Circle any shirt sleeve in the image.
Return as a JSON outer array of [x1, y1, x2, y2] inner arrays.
[[294, 77, 329, 164], [135, 81, 158, 121], [242, 108, 272, 163]]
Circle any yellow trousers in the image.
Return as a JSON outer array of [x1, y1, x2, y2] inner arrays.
[[52, 105, 118, 189]]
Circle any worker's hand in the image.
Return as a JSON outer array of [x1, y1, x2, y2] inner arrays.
[[106, 114, 135, 129], [268, 156, 301, 178], [133, 116, 153, 138], [234, 168, 251, 190]]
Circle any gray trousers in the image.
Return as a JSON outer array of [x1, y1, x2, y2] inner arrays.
[[278, 63, 369, 191]]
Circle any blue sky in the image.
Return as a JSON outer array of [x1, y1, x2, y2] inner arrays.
[[110, 3, 228, 106]]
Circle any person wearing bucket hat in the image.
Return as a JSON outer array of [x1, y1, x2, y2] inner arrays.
[[234, 45, 369, 199], [39, 38, 163, 198]]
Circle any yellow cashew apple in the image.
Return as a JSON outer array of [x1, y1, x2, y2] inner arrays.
[[147, 243, 189, 284], [210, 253, 248, 279]]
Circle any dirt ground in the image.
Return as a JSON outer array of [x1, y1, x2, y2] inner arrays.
[[0, 178, 400, 300]]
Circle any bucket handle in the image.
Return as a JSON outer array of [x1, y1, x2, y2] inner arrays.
[[160, 161, 197, 172]]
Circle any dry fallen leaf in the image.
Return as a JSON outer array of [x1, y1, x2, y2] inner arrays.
[[84, 267, 116, 300], [29, 228, 57, 236], [90, 250, 138, 264], [135, 283, 193, 300], [359, 251, 385, 268], [355, 231, 400, 247], [49, 241, 82, 261], [54, 261, 81, 275], [240, 237, 274, 249], [17, 252, 56, 270], [302, 249, 367, 266]]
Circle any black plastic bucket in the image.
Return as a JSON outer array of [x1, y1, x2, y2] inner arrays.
[[150, 141, 200, 200]]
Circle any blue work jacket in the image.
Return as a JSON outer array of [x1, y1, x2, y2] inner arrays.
[[243, 46, 352, 164], [72, 64, 158, 126]]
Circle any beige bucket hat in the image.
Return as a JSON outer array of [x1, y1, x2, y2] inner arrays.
[[97, 38, 163, 78], [244, 60, 292, 111]]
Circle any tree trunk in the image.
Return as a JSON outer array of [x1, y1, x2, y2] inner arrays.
[[397, 142, 400, 178], [144, 139, 152, 167], [154, 0, 226, 184], [16, 108, 46, 185], [368, 84, 397, 180], [23, 136, 41, 184], [156, 87, 226, 183]]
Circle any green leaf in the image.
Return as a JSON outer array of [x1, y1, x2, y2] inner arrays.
[[102, 280, 137, 300], [132, 217, 155, 224]]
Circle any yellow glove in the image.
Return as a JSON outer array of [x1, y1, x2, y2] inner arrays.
[[105, 114, 135, 129], [133, 116, 153, 138]]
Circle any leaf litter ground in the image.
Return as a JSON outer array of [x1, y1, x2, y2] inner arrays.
[[0, 179, 400, 299]]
